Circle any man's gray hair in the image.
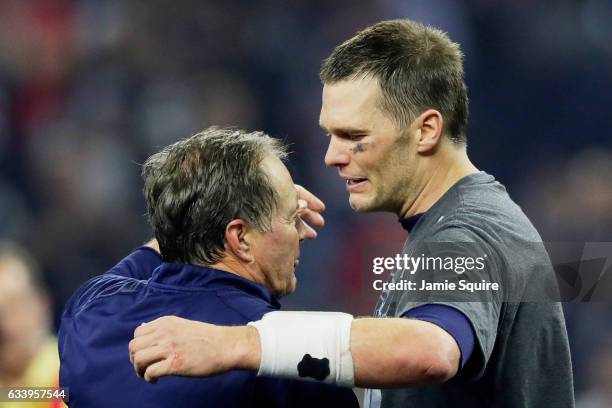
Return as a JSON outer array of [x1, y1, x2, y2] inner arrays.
[[142, 127, 288, 265]]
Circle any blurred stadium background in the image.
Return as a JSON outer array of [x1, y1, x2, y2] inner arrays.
[[0, 0, 610, 405]]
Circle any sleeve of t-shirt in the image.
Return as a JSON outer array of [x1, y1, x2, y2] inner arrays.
[[105, 246, 162, 280], [402, 304, 475, 369], [395, 225, 505, 381]]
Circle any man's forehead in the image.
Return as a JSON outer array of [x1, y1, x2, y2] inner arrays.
[[262, 156, 298, 210], [319, 77, 383, 131], [274, 182, 298, 216]]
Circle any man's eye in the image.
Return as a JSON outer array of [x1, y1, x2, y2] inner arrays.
[[286, 213, 300, 225], [347, 134, 366, 141]]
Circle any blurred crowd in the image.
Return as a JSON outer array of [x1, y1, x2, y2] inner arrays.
[[0, 0, 610, 405]]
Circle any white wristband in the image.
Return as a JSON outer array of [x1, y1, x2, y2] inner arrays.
[[248, 311, 355, 387]]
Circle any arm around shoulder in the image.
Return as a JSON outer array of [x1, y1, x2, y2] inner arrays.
[[129, 313, 460, 388], [351, 317, 460, 388]]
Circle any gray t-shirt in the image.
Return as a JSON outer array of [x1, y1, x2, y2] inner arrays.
[[365, 171, 574, 408]]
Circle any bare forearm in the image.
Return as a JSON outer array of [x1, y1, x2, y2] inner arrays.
[[239, 316, 460, 387], [234, 325, 261, 371], [350, 318, 459, 388], [132, 315, 459, 387]]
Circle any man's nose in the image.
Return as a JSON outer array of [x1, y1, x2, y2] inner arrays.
[[324, 136, 350, 167]]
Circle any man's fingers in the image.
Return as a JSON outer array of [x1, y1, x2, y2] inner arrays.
[[144, 359, 171, 383], [295, 185, 325, 212], [298, 205, 325, 228], [301, 221, 317, 240], [134, 315, 179, 338], [130, 330, 159, 365], [132, 345, 167, 378], [296, 205, 318, 239], [295, 185, 325, 239], [129, 332, 157, 355], [134, 321, 156, 338]]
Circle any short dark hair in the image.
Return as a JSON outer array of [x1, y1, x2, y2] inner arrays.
[[142, 127, 288, 265], [320, 19, 468, 143]]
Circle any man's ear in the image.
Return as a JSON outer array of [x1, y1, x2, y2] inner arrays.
[[224, 219, 255, 263], [414, 109, 443, 154]]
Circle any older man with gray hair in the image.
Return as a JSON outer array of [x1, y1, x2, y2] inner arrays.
[[58, 127, 357, 407]]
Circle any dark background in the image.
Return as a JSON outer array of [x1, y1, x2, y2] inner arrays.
[[0, 0, 610, 404]]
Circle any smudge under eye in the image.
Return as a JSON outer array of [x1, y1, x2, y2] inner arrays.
[[351, 143, 368, 153]]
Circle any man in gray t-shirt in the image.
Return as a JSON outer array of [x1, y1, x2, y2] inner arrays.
[[368, 171, 573, 407], [127, 19, 574, 408]]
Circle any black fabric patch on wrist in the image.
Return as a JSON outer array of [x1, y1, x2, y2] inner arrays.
[[297, 354, 330, 381]]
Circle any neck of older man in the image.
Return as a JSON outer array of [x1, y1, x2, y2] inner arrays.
[[399, 141, 478, 218], [212, 257, 264, 287]]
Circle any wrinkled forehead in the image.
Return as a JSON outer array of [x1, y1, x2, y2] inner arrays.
[[319, 77, 384, 131], [260, 155, 297, 211]]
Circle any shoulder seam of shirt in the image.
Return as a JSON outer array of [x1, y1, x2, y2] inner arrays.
[[146, 281, 224, 293], [70, 275, 145, 318], [215, 290, 274, 322]]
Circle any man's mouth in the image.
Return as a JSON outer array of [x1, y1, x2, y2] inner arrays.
[[346, 178, 367, 186], [344, 177, 368, 192]]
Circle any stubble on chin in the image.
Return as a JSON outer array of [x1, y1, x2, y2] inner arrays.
[[349, 196, 376, 212]]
